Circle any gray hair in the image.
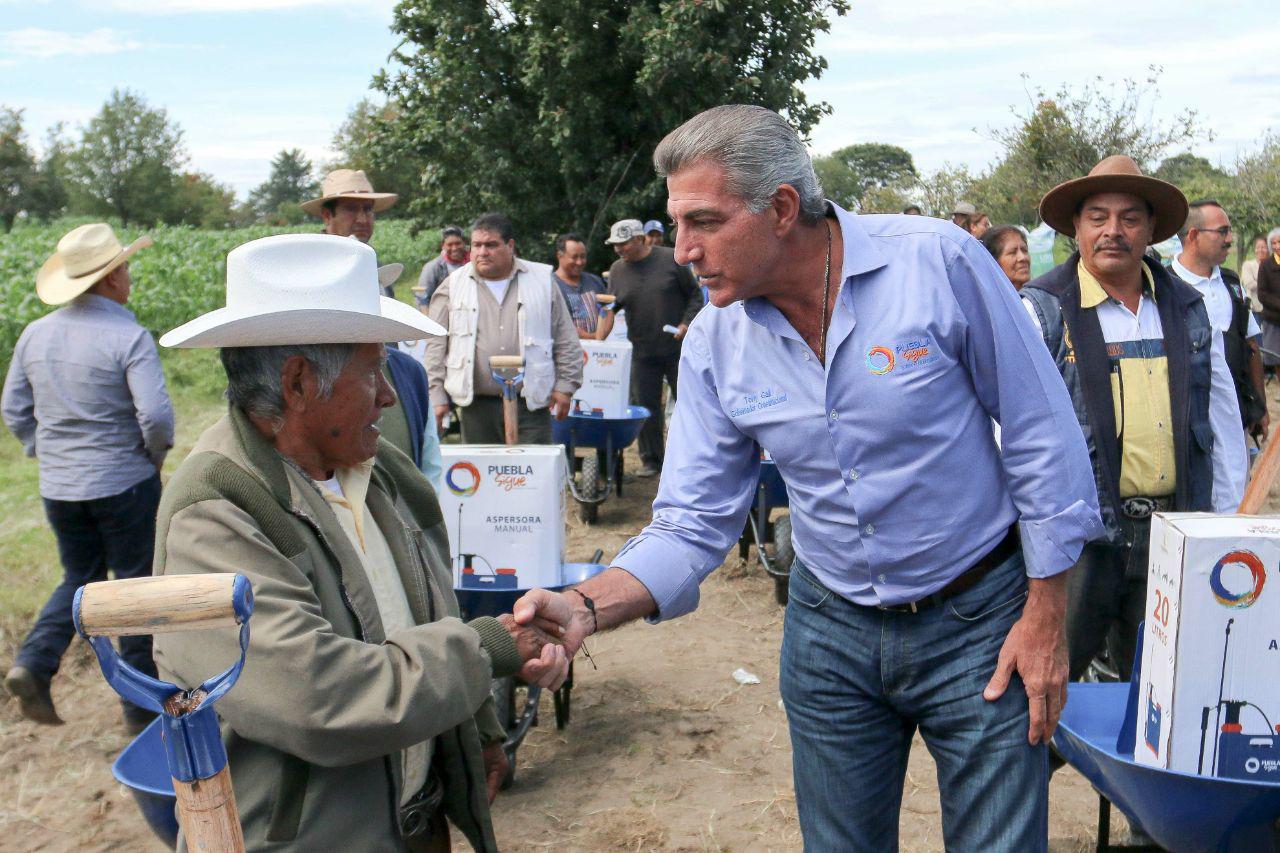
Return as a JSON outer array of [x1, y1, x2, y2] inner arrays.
[[653, 105, 826, 224], [1269, 227, 1280, 245], [220, 344, 359, 428]]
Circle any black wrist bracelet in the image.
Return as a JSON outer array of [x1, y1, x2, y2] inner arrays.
[[569, 588, 598, 635]]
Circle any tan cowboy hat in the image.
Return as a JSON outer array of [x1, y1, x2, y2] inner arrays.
[[1039, 155, 1187, 243], [300, 169, 397, 217], [159, 235, 443, 348], [36, 223, 152, 306]]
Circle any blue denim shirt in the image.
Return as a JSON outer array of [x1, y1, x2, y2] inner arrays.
[[612, 204, 1103, 617], [2, 294, 174, 500]]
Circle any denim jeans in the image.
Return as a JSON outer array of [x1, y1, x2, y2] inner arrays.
[[16, 473, 161, 685], [780, 552, 1047, 852]]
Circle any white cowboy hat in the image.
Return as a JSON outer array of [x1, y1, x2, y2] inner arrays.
[[36, 223, 152, 305], [159, 234, 444, 348], [300, 169, 397, 217], [377, 263, 404, 290]]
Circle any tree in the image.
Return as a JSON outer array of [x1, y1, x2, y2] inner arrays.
[[25, 124, 72, 222], [975, 70, 1209, 225], [917, 164, 976, 220], [329, 98, 421, 212], [67, 89, 187, 226], [812, 143, 917, 211], [168, 171, 238, 229], [248, 148, 317, 222], [0, 106, 36, 232], [1228, 134, 1280, 264], [375, 0, 849, 266]]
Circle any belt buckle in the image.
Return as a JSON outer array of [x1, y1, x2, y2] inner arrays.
[[1122, 497, 1157, 519], [878, 600, 919, 614], [399, 776, 443, 841]]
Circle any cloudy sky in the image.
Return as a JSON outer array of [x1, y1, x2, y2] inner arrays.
[[2, 0, 1276, 199]]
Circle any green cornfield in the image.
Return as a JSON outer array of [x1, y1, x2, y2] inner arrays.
[[0, 217, 442, 374]]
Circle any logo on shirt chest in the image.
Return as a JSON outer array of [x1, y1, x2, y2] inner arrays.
[[729, 386, 790, 418], [866, 336, 940, 375]]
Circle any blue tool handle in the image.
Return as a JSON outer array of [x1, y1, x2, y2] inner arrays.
[[73, 574, 254, 782]]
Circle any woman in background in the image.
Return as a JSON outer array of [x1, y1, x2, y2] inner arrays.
[[981, 225, 1031, 290]]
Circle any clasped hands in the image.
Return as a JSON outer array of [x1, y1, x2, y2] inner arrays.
[[494, 587, 594, 690]]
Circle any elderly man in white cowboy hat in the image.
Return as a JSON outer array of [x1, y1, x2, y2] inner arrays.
[[153, 233, 568, 852], [1021, 155, 1247, 684], [2, 223, 174, 733]]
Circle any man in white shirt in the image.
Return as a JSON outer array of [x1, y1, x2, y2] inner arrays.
[[1171, 199, 1268, 440]]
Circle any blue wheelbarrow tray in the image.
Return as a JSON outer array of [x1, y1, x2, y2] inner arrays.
[[455, 562, 607, 619], [1055, 681, 1280, 852], [551, 406, 649, 449]]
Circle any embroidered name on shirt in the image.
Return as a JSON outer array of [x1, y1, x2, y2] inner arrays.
[[730, 387, 789, 418]]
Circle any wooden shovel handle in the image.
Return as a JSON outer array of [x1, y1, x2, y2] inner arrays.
[[174, 764, 245, 853], [1239, 434, 1280, 515], [503, 397, 519, 445], [78, 575, 243, 637]]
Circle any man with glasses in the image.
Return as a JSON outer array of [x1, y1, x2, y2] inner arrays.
[[1172, 199, 1268, 440]]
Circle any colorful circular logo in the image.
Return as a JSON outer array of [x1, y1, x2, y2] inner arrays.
[[445, 461, 481, 497], [866, 346, 894, 375], [1209, 550, 1266, 609]]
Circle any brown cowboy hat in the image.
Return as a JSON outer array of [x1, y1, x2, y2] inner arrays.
[[1038, 155, 1187, 243], [300, 169, 397, 217]]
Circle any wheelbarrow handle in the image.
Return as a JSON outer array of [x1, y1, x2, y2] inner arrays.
[[1239, 432, 1280, 515], [76, 575, 251, 637]]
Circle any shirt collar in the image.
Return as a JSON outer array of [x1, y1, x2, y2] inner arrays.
[[318, 457, 376, 545], [72, 292, 137, 319], [1171, 255, 1220, 286], [1078, 260, 1156, 309]]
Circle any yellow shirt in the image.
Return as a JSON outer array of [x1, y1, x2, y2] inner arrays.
[[1078, 262, 1175, 498], [318, 462, 427, 807]]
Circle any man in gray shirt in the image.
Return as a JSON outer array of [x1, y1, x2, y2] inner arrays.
[[416, 224, 469, 307], [2, 223, 174, 733], [425, 212, 582, 443]]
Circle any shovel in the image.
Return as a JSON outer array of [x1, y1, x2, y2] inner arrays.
[[489, 355, 525, 446], [75, 574, 254, 853]]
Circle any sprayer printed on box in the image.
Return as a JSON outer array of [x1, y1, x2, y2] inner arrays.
[[572, 341, 633, 419], [439, 445, 566, 591], [1137, 513, 1280, 780]]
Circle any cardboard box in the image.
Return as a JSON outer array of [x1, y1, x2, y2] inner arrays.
[[572, 340, 633, 418], [1136, 513, 1280, 780], [439, 445, 566, 591]]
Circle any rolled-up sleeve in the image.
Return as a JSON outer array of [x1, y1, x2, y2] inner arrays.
[[124, 330, 174, 465], [1, 334, 36, 456], [1208, 330, 1247, 511], [610, 325, 760, 620], [946, 239, 1104, 577]]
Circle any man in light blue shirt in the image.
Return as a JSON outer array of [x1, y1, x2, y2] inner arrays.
[[516, 106, 1103, 850], [2, 223, 173, 733]]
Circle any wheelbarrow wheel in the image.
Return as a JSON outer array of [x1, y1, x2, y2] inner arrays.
[[578, 453, 601, 524], [769, 513, 794, 605]]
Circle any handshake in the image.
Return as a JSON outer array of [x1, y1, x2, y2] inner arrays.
[[493, 588, 595, 691]]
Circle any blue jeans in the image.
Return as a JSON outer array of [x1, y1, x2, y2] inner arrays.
[[16, 474, 161, 685], [780, 552, 1047, 852]]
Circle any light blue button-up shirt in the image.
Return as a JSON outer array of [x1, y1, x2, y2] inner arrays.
[[2, 293, 174, 501], [613, 204, 1104, 618]]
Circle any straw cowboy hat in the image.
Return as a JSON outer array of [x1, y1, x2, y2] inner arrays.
[[1039, 155, 1188, 243], [299, 169, 397, 217], [36, 223, 152, 305], [160, 234, 443, 348]]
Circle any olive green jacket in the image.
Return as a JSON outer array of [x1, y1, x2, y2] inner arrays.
[[153, 407, 518, 851]]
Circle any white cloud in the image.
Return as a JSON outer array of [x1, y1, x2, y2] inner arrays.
[[0, 27, 142, 59]]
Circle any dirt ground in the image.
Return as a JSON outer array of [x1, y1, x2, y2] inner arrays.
[[0, 434, 1153, 853]]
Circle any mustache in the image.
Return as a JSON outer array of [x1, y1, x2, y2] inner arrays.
[[1093, 239, 1132, 253]]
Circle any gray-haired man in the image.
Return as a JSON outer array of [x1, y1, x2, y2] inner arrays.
[[517, 105, 1103, 851]]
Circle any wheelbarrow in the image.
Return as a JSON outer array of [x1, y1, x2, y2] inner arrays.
[[1055, 624, 1280, 853], [551, 406, 649, 524], [737, 453, 794, 605], [455, 559, 608, 788], [76, 574, 254, 851]]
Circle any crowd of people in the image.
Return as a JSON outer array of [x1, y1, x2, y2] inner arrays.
[[2, 103, 1280, 851]]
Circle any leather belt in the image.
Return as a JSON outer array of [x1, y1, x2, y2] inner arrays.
[[1120, 495, 1171, 520], [399, 771, 444, 842], [877, 526, 1020, 614]]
